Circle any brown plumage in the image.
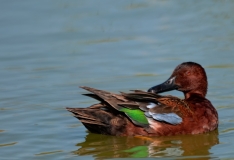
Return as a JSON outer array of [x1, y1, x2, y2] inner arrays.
[[66, 62, 218, 136]]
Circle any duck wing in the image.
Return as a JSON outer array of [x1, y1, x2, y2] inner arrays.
[[78, 86, 149, 127], [78, 86, 192, 127], [120, 90, 193, 125]]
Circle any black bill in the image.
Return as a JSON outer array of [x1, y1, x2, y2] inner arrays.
[[148, 76, 178, 93]]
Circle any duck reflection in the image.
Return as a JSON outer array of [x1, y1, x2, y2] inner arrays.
[[73, 130, 219, 159]]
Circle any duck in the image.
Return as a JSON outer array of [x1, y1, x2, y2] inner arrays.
[[66, 62, 218, 136]]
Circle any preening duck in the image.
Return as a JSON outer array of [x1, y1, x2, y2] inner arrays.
[[66, 62, 218, 136]]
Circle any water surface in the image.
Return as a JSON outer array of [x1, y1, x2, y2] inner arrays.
[[1, 0, 234, 159]]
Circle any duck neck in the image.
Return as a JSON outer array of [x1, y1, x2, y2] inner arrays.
[[184, 90, 206, 99]]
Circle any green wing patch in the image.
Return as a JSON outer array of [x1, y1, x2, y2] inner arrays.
[[120, 108, 149, 126]]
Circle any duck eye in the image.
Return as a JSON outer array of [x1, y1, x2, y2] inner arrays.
[[186, 71, 191, 76]]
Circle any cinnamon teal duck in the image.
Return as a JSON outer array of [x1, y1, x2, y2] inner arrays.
[[66, 62, 218, 136]]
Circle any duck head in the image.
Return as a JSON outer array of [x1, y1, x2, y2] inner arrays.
[[148, 62, 208, 99]]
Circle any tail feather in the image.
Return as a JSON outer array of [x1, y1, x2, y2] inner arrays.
[[78, 119, 108, 126], [88, 103, 104, 109], [66, 106, 127, 135], [73, 113, 99, 121], [67, 107, 110, 128], [66, 107, 107, 122], [80, 86, 114, 99], [82, 93, 104, 102], [80, 86, 128, 110]]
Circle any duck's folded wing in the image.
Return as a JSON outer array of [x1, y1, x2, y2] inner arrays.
[[80, 87, 191, 127], [144, 103, 182, 125], [118, 101, 183, 125], [120, 90, 192, 125], [80, 86, 150, 127]]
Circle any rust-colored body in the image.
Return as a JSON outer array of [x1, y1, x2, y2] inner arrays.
[[67, 62, 218, 136]]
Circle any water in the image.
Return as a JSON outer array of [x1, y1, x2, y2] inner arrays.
[[0, 0, 234, 159]]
